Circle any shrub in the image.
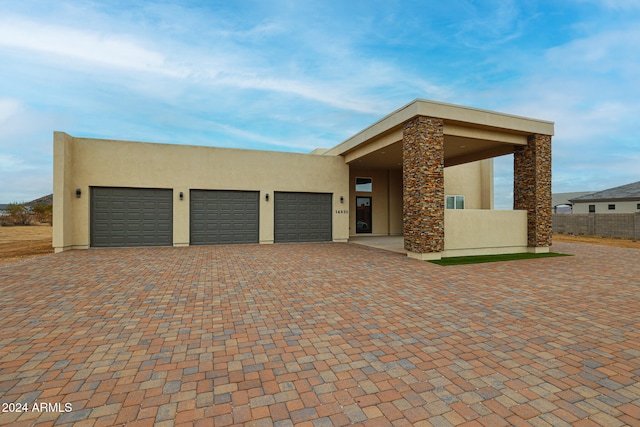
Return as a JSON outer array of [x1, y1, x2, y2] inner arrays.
[[5, 203, 32, 225], [32, 204, 53, 224]]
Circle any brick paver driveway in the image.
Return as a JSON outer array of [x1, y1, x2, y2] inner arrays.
[[1, 242, 639, 427]]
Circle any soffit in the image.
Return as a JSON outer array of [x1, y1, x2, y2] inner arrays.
[[342, 118, 531, 170], [325, 99, 554, 159], [346, 135, 517, 170]]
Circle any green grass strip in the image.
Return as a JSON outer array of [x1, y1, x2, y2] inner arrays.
[[429, 252, 571, 266]]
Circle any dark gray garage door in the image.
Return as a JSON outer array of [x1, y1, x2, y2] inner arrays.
[[190, 190, 259, 245], [274, 192, 332, 243], [91, 187, 173, 247]]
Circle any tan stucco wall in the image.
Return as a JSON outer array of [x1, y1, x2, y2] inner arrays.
[[389, 170, 403, 235], [53, 133, 349, 251], [443, 159, 493, 210], [443, 209, 529, 257], [349, 159, 492, 237], [572, 201, 640, 214], [349, 168, 403, 236], [53, 132, 75, 251]]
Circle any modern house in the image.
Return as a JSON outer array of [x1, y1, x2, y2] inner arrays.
[[53, 99, 554, 260], [552, 192, 595, 213], [569, 181, 640, 214]]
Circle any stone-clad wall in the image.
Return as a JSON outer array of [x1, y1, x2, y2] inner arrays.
[[514, 134, 552, 247], [403, 116, 444, 253]]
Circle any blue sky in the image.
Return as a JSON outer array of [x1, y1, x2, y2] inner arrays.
[[1, 0, 639, 208]]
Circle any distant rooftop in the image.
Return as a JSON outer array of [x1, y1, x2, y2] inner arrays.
[[552, 192, 596, 207], [569, 181, 640, 203]]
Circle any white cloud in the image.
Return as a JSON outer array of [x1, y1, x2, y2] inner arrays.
[[0, 16, 397, 115], [0, 17, 187, 77], [478, 21, 640, 199], [0, 153, 35, 172], [454, 0, 525, 48], [544, 27, 640, 75], [507, 28, 640, 150], [579, 0, 640, 10], [0, 98, 23, 123], [0, 99, 56, 203], [214, 74, 384, 115]]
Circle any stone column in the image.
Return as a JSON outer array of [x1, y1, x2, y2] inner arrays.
[[403, 116, 445, 259], [514, 134, 552, 251]]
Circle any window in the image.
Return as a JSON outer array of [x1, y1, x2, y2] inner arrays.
[[355, 177, 372, 192], [588, 205, 595, 213], [608, 204, 615, 210], [446, 195, 465, 210], [356, 197, 372, 233], [637, 203, 640, 210]]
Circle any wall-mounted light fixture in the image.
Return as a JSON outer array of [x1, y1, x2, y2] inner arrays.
[[179, 192, 184, 200], [265, 193, 269, 201], [340, 196, 344, 203], [75, 188, 82, 198]]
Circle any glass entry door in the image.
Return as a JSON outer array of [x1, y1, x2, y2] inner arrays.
[[356, 197, 372, 233]]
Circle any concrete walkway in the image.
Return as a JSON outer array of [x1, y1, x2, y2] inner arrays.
[[349, 236, 406, 254], [1, 242, 639, 426]]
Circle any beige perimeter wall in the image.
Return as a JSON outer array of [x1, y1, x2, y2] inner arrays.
[[53, 133, 349, 252]]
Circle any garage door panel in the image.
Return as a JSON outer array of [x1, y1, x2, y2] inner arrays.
[[91, 187, 173, 247], [93, 224, 110, 234], [190, 190, 259, 245], [95, 200, 112, 210], [274, 192, 332, 243]]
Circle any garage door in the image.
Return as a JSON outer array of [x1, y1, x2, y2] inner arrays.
[[190, 190, 259, 245], [91, 187, 173, 247], [274, 192, 332, 243]]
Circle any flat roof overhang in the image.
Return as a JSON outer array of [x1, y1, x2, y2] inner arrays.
[[324, 99, 555, 169]]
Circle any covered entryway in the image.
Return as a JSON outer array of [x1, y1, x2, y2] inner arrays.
[[90, 187, 173, 247], [190, 190, 259, 245], [323, 99, 554, 260], [274, 192, 332, 242]]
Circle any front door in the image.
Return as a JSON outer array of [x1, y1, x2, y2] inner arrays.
[[356, 196, 372, 233]]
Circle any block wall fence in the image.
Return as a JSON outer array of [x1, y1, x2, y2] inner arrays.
[[553, 213, 640, 240]]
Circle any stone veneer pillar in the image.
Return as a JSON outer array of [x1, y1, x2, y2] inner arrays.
[[403, 116, 445, 259], [514, 133, 552, 250]]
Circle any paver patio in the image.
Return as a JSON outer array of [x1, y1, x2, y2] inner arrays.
[[0, 242, 639, 427]]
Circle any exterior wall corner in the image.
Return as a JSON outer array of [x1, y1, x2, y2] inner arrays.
[[53, 132, 75, 252]]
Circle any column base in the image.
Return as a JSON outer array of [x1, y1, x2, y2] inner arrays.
[[407, 251, 442, 261], [527, 246, 550, 254]]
